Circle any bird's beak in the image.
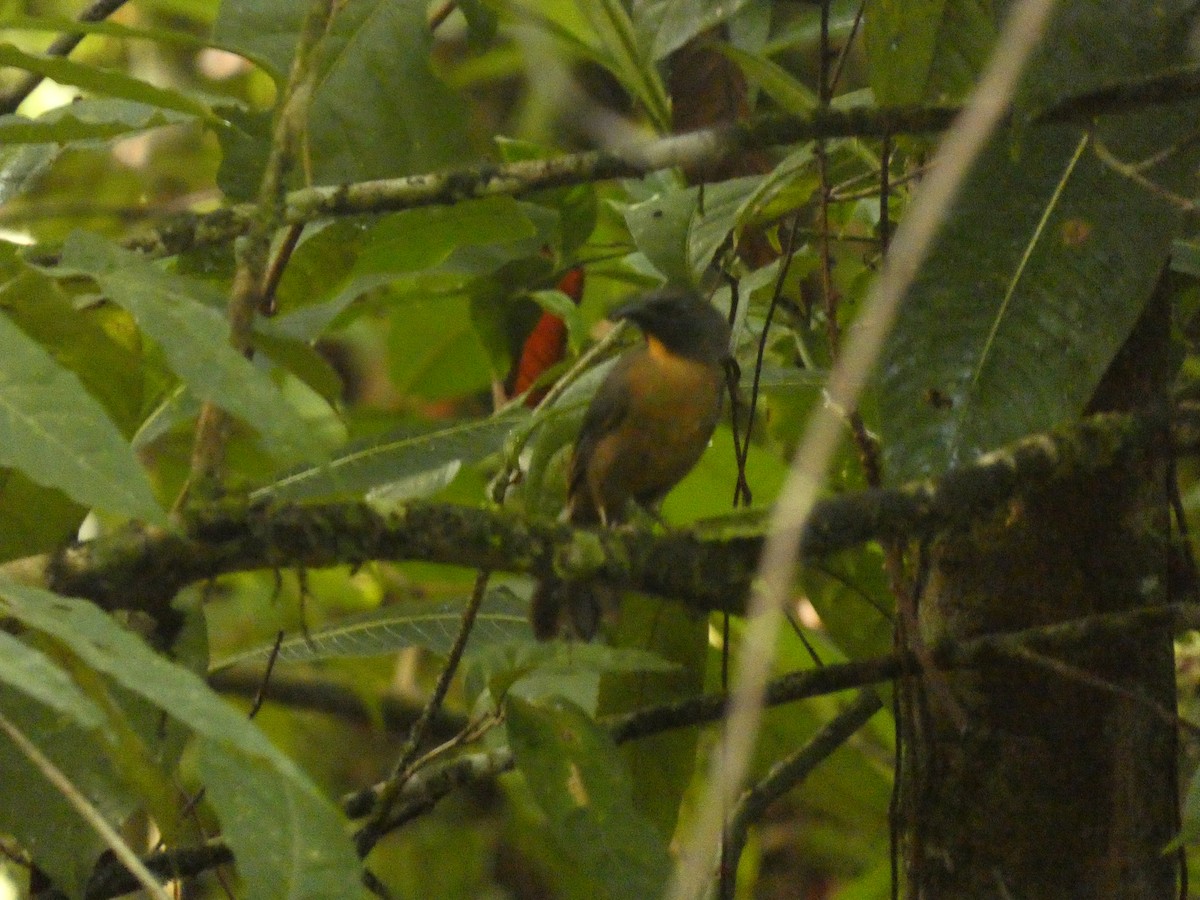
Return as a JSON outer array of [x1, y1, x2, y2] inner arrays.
[[606, 296, 649, 324]]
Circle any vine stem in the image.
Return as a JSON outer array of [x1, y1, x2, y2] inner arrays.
[[180, 0, 339, 501]]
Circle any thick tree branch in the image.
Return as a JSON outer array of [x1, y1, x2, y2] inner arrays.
[[45, 410, 1165, 620]]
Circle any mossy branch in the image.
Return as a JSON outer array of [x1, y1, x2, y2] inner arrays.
[[45, 410, 1169, 622]]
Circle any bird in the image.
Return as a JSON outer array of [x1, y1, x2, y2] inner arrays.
[[530, 286, 732, 639]]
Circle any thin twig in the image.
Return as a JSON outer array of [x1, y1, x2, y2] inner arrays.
[[1092, 134, 1196, 211], [0, 712, 172, 900], [720, 688, 883, 898], [354, 569, 491, 858]]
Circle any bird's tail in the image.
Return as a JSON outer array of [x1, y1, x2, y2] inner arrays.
[[530, 576, 618, 640]]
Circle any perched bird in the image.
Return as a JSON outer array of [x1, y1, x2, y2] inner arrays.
[[531, 287, 732, 639]]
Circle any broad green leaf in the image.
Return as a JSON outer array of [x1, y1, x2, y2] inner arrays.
[[0, 15, 279, 82], [0, 631, 104, 728], [0, 688, 129, 894], [863, 0, 948, 105], [252, 410, 524, 502], [196, 739, 366, 900], [623, 176, 761, 285], [272, 198, 539, 339], [924, 0, 995, 101], [0, 44, 219, 123], [1017, 0, 1199, 112], [878, 113, 1196, 480], [637, 0, 754, 60], [388, 294, 495, 401], [213, 0, 471, 187], [0, 311, 164, 523], [0, 577, 308, 779], [582, 0, 671, 130], [52, 231, 329, 464], [0, 470, 84, 561], [506, 695, 673, 898], [718, 43, 817, 113], [623, 186, 698, 285], [1, 270, 143, 434], [476, 639, 678, 701], [211, 589, 532, 670], [0, 107, 179, 143], [597, 594, 706, 837]]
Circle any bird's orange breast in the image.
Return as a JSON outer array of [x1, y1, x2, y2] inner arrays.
[[579, 339, 723, 521]]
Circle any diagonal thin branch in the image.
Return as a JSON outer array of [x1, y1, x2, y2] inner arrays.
[[183, 0, 339, 494], [0, 712, 172, 900], [0, 0, 132, 115]]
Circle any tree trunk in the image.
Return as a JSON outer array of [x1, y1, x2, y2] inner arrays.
[[902, 281, 1181, 897]]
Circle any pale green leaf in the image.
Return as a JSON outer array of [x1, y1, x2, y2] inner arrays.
[[0, 312, 164, 523], [52, 231, 328, 464], [253, 410, 524, 502], [197, 739, 366, 900], [506, 696, 673, 898], [0, 631, 104, 729], [211, 589, 531, 670], [0, 44, 219, 122]]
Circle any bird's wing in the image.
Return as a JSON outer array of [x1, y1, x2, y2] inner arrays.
[[566, 354, 635, 523]]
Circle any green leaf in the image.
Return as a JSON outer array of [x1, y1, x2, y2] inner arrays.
[[597, 595, 706, 837], [624, 176, 763, 284], [388, 294, 495, 401], [476, 640, 678, 700], [0, 689, 129, 895], [623, 185, 697, 285], [877, 115, 1195, 480], [253, 410, 524, 502], [718, 43, 818, 113], [0, 311, 164, 523], [863, 0, 948, 105], [0, 470, 85, 561], [213, 0, 471, 186], [272, 198, 539, 338], [0, 577, 307, 777], [638, 0, 754, 60], [211, 589, 532, 669], [0, 106, 180, 143], [1, 269, 144, 434], [0, 631, 104, 729], [196, 739, 366, 900], [506, 695, 673, 898], [0, 44, 219, 123], [0, 15, 280, 83], [1018, 0, 1199, 112], [52, 231, 329, 464], [582, 0, 671, 130], [924, 0, 995, 101]]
